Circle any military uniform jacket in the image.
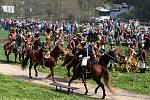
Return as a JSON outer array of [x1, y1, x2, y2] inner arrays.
[[138, 49, 147, 62]]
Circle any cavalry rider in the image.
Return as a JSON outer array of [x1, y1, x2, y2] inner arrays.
[[136, 44, 147, 73], [6, 28, 17, 50], [66, 36, 81, 55], [8, 28, 17, 43], [76, 41, 97, 74], [45, 28, 51, 41], [42, 37, 51, 59], [25, 32, 33, 48], [33, 32, 41, 50]]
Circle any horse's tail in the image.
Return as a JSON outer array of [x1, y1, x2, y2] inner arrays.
[[21, 50, 30, 70], [103, 68, 115, 94]]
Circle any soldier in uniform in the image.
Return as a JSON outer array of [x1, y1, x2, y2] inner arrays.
[[76, 41, 97, 75], [25, 32, 33, 48], [33, 33, 41, 50], [128, 43, 137, 62], [6, 28, 17, 50], [136, 44, 147, 73], [109, 42, 117, 71], [8, 28, 17, 43]]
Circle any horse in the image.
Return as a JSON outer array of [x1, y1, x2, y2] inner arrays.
[[3, 33, 23, 63], [21, 43, 64, 82], [67, 50, 117, 99], [68, 51, 116, 99]]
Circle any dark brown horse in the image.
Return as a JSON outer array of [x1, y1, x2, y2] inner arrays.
[[21, 43, 64, 82], [67, 51, 117, 99]]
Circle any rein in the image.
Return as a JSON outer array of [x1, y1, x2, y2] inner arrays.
[[105, 53, 116, 61]]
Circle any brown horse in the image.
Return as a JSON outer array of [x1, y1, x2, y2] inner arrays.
[[3, 34, 23, 63], [21, 43, 64, 82], [67, 51, 117, 99]]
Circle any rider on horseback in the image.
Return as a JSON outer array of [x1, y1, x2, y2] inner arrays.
[[33, 32, 41, 50], [9, 28, 17, 42], [76, 41, 97, 74], [25, 32, 33, 48], [6, 28, 17, 51], [42, 37, 51, 59]]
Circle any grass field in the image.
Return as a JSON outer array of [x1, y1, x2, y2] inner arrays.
[[0, 30, 150, 96], [0, 74, 94, 100]]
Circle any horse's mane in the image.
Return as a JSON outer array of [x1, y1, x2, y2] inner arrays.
[[98, 51, 115, 67]]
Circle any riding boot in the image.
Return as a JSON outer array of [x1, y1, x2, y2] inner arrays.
[[140, 69, 143, 73], [143, 68, 146, 73], [110, 64, 112, 69]]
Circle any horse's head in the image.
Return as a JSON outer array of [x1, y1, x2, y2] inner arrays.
[[61, 50, 74, 67], [63, 50, 74, 57]]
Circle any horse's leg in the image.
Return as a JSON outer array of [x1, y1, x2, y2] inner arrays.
[[81, 74, 88, 95], [7, 52, 11, 62], [29, 59, 33, 78], [14, 53, 18, 63], [68, 76, 77, 94], [66, 64, 72, 77], [5, 51, 8, 62], [47, 66, 55, 83], [95, 83, 100, 94], [95, 80, 106, 99], [34, 63, 38, 77], [19, 52, 22, 62]]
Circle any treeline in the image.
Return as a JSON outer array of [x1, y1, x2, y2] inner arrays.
[[0, 0, 111, 21]]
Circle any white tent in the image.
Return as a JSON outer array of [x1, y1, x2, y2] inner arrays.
[[1, 5, 15, 13]]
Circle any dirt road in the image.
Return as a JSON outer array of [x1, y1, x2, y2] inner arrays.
[[0, 63, 149, 100]]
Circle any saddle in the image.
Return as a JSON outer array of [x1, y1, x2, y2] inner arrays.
[[81, 57, 97, 73], [44, 51, 51, 59]]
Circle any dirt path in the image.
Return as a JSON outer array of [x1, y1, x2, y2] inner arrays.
[[0, 63, 150, 100]]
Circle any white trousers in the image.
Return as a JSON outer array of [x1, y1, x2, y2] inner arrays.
[[139, 61, 146, 69]]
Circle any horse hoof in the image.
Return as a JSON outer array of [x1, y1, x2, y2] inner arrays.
[[101, 96, 105, 99], [35, 74, 38, 77], [94, 90, 97, 94], [29, 76, 32, 79], [101, 95, 106, 99], [84, 92, 88, 95]]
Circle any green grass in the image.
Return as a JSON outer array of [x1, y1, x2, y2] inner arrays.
[[0, 74, 94, 100], [111, 71, 150, 95], [0, 30, 9, 39]]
